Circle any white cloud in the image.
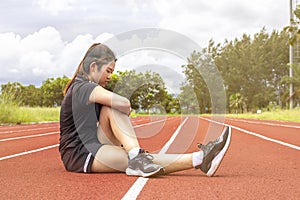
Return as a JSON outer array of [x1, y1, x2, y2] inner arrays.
[[116, 49, 186, 94], [33, 0, 78, 15], [0, 26, 115, 85], [0, 0, 291, 86], [0, 27, 66, 84], [20, 51, 54, 76], [0, 32, 22, 63], [20, 26, 64, 53], [153, 0, 289, 46], [124, 0, 156, 16]]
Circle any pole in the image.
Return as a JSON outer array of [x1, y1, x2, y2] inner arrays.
[[289, 0, 294, 110]]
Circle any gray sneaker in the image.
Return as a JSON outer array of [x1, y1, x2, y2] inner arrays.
[[126, 149, 164, 178], [196, 126, 231, 177]]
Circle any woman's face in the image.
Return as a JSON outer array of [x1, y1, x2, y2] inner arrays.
[[95, 61, 115, 87]]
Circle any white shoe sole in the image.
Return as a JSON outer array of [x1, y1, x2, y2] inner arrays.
[[126, 167, 164, 178], [206, 126, 232, 177]]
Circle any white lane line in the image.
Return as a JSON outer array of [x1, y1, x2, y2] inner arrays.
[[227, 118, 300, 129], [0, 144, 59, 161], [231, 124, 300, 150], [133, 117, 176, 128], [0, 123, 57, 131], [121, 177, 149, 200], [159, 117, 189, 154], [0, 131, 59, 142], [0, 117, 183, 198], [199, 117, 300, 151], [0, 117, 177, 160], [0, 118, 176, 142], [121, 117, 189, 200], [0, 117, 173, 137], [0, 126, 59, 135]]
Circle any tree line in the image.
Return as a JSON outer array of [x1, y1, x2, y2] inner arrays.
[[186, 28, 293, 113], [105, 70, 180, 114], [1, 76, 70, 107], [0, 71, 181, 114], [1, 27, 300, 114], [182, 28, 299, 113]]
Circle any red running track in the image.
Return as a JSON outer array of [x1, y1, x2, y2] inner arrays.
[[0, 116, 299, 199]]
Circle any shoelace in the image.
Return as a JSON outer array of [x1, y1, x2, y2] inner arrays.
[[198, 131, 225, 150], [138, 153, 154, 165], [198, 141, 214, 152]]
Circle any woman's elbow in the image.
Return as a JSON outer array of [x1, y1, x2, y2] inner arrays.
[[124, 98, 131, 110], [117, 98, 131, 115]]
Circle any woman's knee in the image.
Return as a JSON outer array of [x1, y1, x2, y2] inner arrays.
[[100, 106, 128, 121]]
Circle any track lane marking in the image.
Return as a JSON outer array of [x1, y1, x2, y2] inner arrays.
[[0, 117, 178, 160], [226, 118, 300, 129], [133, 116, 176, 128], [0, 117, 176, 141], [121, 117, 189, 200], [0, 117, 165, 135], [159, 117, 189, 154], [0, 131, 59, 142], [200, 117, 300, 151], [0, 144, 59, 161], [0, 116, 183, 197], [0, 123, 57, 130], [0, 126, 59, 135]]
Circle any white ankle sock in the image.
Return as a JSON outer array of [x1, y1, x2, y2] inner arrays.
[[128, 147, 140, 159], [192, 151, 204, 168]]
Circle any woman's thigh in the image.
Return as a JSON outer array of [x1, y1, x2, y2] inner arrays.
[[91, 145, 128, 173], [97, 106, 122, 146]]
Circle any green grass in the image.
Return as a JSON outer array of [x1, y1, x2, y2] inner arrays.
[[133, 108, 300, 122], [0, 106, 60, 124], [1, 99, 299, 124], [0, 92, 60, 124], [225, 108, 300, 122]]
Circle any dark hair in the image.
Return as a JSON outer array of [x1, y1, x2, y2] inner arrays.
[[63, 43, 116, 95]]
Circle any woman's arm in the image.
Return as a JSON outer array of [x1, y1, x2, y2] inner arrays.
[[89, 85, 131, 115]]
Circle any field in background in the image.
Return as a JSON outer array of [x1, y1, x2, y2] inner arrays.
[[0, 105, 60, 124], [0, 104, 300, 124], [0, 92, 60, 124], [225, 108, 300, 122]]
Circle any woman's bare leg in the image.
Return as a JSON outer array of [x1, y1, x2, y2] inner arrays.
[[91, 145, 128, 172], [97, 106, 140, 151], [92, 106, 198, 174], [151, 153, 194, 174], [92, 148, 196, 174], [91, 106, 140, 172]]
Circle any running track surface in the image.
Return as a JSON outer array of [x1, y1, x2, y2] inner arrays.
[[0, 116, 299, 199]]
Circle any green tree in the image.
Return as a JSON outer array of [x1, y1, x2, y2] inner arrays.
[[41, 76, 70, 107], [1, 82, 24, 105], [213, 29, 289, 112], [284, 5, 300, 107], [182, 48, 224, 114], [281, 64, 300, 105], [137, 71, 169, 113], [22, 85, 42, 107], [106, 70, 173, 114], [284, 5, 300, 45], [177, 84, 199, 114], [229, 93, 245, 114]]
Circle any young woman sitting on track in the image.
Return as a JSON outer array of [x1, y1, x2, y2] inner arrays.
[[59, 43, 231, 177]]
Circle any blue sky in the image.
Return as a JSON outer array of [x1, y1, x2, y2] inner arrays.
[[0, 0, 291, 89]]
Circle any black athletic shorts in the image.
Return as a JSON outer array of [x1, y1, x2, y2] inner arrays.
[[61, 142, 103, 173]]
